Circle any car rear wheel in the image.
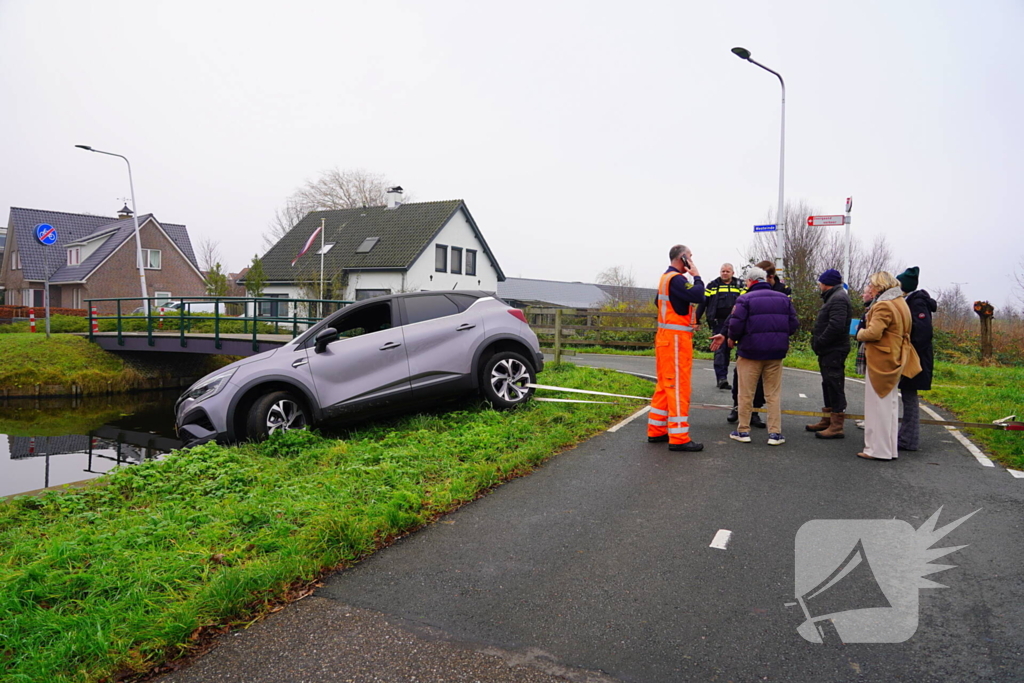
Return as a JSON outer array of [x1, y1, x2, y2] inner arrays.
[[480, 351, 535, 410], [246, 390, 309, 440]]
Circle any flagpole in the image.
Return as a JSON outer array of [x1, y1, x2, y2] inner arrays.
[[319, 217, 325, 302]]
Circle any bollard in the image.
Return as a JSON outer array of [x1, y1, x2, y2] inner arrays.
[[29, 307, 36, 333], [158, 306, 165, 330], [91, 306, 99, 333]]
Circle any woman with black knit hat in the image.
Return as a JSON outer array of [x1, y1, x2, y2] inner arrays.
[[895, 267, 937, 451]]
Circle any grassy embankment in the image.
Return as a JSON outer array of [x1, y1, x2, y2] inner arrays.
[[0, 363, 653, 683], [0, 333, 231, 395]]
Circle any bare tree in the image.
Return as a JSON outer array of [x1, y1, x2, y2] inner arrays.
[[1015, 255, 1024, 306], [744, 200, 898, 328], [264, 168, 398, 249], [933, 284, 971, 334], [196, 236, 224, 273]]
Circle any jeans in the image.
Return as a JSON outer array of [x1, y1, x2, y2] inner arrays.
[[817, 350, 849, 413]]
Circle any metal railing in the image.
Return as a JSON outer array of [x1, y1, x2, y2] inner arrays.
[[85, 296, 353, 352]]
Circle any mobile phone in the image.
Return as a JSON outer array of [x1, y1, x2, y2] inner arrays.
[[681, 255, 690, 269]]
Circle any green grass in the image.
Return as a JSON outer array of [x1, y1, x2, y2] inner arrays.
[[0, 334, 142, 393], [0, 364, 653, 683]]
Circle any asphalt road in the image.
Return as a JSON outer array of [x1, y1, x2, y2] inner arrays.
[[163, 356, 1024, 683]]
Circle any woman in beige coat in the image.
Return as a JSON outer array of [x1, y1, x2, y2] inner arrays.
[[855, 271, 919, 460]]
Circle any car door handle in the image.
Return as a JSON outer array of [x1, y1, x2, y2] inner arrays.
[[379, 341, 402, 350], [292, 358, 308, 368], [456, 323, 476, 331]]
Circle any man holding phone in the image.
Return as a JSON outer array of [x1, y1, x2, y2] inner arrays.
[[647, 244, 705, 452]]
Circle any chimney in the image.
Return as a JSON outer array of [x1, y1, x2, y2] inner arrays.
[[117, 203, 133, 219], [385, 186, 404, 210]]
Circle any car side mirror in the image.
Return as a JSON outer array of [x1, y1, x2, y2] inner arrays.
[[314, 327, 339, 354]]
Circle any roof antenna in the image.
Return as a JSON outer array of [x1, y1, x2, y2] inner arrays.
[[452, 282, 458, 290]]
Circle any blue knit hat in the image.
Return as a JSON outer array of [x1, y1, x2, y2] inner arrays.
[[818, 269, 843, 286]]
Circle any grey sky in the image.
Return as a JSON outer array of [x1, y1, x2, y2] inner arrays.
[[2, 0, 1021, 307]]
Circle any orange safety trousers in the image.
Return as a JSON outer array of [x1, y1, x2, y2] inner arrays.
[[648, 271, 695, 445]]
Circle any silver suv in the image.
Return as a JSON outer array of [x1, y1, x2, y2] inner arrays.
[[175, 291, 543, 446]]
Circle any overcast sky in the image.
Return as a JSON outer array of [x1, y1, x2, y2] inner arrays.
[[2, 0, 1021, 307]]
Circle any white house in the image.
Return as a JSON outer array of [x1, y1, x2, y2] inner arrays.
[[249, 190, 504, 308]]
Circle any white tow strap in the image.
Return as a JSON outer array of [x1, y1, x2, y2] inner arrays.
[[534, 397, 619, 404], [526, 383, 651, 401]]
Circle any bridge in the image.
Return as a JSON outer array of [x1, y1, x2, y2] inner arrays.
[[84, 295, 351, 356]]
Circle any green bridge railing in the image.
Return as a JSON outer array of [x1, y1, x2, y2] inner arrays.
[[85, 295, 353, 352]]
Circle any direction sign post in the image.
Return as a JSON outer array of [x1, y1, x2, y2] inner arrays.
[[844, 197, 852, 287]]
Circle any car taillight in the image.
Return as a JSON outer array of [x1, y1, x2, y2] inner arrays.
[[508, 309, 528, 323]]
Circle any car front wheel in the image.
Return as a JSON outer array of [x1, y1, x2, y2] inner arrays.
[[246, 390, 309, 440], [480, 351, 535, 410]]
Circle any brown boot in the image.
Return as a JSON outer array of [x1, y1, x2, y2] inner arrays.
[[815, 412, 846, 439], [805, 408, 831, 432]]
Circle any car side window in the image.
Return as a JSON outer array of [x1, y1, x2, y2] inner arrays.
[[446, 293, 480, 312], [404, 295, 460, 324], [331, 302, 393, 340]]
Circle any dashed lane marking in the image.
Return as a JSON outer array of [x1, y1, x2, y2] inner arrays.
[[710, 529, 732, 550]]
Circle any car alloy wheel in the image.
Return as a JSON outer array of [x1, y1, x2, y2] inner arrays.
[[481, 351, 535, 409], [266, 397, 306, 434]]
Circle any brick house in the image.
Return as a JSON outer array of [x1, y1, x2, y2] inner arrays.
[[0, 206, 205, 315]]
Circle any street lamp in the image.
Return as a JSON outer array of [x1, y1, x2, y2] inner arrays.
[[731, 46, 786, 274], [75, 145, 149, 312]]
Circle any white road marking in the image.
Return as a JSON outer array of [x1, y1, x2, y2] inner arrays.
[[710, 529, 733, 550], [1008, 470, 1024, 479], [799, 393, 807, 398], [608, 406, 651, 432], [920, 404, 995, 468]]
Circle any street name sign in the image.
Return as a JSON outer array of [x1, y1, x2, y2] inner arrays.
[[807, 215, 846, 227], [753, 224, 777, 232]]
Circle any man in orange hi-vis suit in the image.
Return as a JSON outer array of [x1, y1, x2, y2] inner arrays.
[[648, 244, 706, 452]]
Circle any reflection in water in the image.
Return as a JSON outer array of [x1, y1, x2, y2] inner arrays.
[[0, 392, 183, 498]]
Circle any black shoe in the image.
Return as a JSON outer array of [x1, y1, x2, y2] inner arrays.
[[647, 435, 669, 443], [669, 441, 704, 452], [717, 379, 732, 390], [726, 407, 738, 423], [750, 413, 767, 429]]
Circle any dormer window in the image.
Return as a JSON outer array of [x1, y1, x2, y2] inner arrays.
[[67, 248, 81, 266]]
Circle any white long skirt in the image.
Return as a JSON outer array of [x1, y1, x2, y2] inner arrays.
[[863, 368, 899, 460]]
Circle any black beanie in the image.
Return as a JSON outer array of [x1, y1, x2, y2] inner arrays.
[[896, 267, 920, 293]]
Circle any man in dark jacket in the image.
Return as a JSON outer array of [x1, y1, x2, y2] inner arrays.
[[896, 266, 937, 451], [806, 269, 853, 439], [712, 266, 799, 446], [695, 263, 744, 389]]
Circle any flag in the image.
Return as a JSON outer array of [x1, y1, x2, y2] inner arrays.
[[291, 225, 322, 266]]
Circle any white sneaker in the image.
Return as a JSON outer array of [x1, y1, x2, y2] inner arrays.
[[855, 420, 865, 430]]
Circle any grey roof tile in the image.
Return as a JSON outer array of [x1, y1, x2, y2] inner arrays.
[[256, 200, 504, 282]]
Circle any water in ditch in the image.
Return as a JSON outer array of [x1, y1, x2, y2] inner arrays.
[[0, 391, 183, 498]]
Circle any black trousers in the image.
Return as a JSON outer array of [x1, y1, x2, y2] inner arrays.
[[711, 319, 732, 382], [817, 350, 849, 413]]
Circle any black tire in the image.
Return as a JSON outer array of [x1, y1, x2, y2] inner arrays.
[[480, 351, 535, 410], [246, 390, 309, 440]]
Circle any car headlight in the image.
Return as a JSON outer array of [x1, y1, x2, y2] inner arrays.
[[184, 369, 236, 404]]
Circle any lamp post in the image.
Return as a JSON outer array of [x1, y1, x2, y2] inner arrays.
[[75, 145, 149, 312], [731, 46, 786, 274]]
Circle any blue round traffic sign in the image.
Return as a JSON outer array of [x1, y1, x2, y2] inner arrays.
[[35, 223, 58, 245]]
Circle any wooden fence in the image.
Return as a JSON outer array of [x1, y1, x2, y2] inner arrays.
[[525, 307, 657, 363]]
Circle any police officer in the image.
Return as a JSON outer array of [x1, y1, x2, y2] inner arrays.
[[695, 263, 744, 389], [647, 244, 705, 452]]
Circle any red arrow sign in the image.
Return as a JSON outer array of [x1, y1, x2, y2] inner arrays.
[[807, 215, 846, 227]]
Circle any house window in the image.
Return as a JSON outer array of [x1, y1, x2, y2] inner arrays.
[[435, 244, 447, 272], [450, 247, 463, 275], [355, 289, 391, 301], [154, 291, 173, 307], [67, 248, 81, 266], [10, 251, 19, 270], [465, 249, 477, 276], [258, 293, 287, 318], [139, 249, 161, 269], [24, 289, 43, 307], [72, 288, 83, 309]]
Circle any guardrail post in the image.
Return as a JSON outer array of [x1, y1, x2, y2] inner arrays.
[[178, 304, 187, 348], [146, 298, 155, 346], [214, 304, 222, 350]]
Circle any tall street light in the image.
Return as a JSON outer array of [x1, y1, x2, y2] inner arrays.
[[731, 46, 786, 274], [75, 145, 149, 312]]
